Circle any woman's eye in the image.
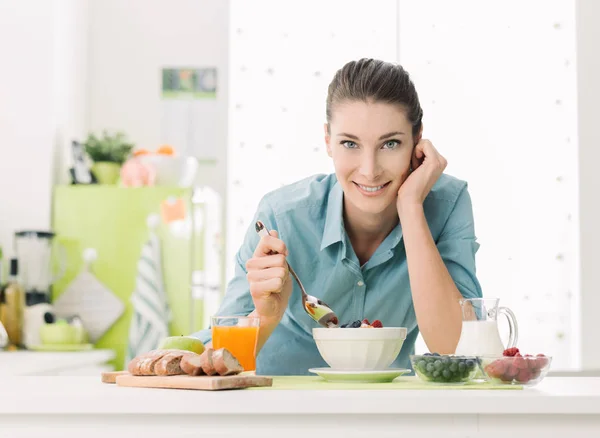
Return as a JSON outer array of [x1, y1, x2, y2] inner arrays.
[[382, 140, 400, 149], [341, 141, 358, 149]]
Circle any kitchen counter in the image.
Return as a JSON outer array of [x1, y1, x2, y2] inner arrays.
[[0, 349, 115, 375], [1, 376, 599, 437]]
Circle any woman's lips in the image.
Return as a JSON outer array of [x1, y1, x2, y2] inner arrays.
[[353, 181, 391, 196]]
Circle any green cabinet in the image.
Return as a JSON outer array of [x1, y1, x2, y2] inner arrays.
[[51, 186, 206, 370]]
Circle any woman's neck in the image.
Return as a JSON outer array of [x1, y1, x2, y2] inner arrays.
[[343, 200, 399, 265]]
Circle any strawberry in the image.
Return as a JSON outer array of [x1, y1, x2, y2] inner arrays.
[[514, 355, 528, 370], [535, 354, 549, 369], [505, 363, 519, 378], [362, 319, 370, 325], [516, 368, 532, 383], [371, 320, 383, 328], [503, 347, 520, 357], [484, 360, 505, 378]]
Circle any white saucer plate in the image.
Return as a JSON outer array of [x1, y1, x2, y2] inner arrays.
[[308, 367, 411, 383]]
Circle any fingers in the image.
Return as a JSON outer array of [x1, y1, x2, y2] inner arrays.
[[246, 253, 287, 270], [412, 139, 447, 171], [253, 230, 288, 257], [249, 277, 286, 298], [246, 266, 288, 282]]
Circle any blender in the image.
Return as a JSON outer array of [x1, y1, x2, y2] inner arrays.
[[14, 231, 66, 347], [14, 231, 65, 304]]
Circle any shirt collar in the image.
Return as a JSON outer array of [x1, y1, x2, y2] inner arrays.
[[320, 181, 344, 251]]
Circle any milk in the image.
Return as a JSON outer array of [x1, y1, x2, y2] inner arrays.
[[454, 320, 505, 356]]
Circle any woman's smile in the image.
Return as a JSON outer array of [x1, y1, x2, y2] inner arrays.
[[353, 181, 391, 196]]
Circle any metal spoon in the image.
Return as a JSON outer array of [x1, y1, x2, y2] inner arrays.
[[255, 220, 339, 328]]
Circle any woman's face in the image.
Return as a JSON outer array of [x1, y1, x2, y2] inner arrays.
[[325, 100, 417, 217]]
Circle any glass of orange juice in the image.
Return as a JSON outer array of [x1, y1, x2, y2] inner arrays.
[[211, 316, 260, 371]]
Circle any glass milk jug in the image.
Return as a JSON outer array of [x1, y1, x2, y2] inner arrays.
[[454, 298, 519, 356]]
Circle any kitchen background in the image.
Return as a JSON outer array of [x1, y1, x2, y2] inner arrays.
[[0, 0, 598, 374]]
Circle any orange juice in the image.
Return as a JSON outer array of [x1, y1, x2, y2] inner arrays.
[[212, 325, 259, 371]]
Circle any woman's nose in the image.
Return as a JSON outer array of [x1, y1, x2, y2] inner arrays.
[[358, 152, 381, 180]]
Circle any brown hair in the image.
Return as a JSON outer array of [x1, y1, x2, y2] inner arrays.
[[326, 58, 423, 138]]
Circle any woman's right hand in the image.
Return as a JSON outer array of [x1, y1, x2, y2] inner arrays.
[[245, 230, 293, 325]]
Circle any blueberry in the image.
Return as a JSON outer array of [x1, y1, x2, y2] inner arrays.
[[423, 353, 431, 357], [434, 360, 443, 371], [442, 357, 451, 365], [432, 352, 440, 357], [465, 359, 475, 368], [417, 360, 427, 371], [350, 320, 362, 328], [458, 362, 466, 372], [426, 363, 435, 373], [449, 363, 458, 373], [340, 323, 349, 328], [443, 369, 452, 379], [432, 370, 441, 378]]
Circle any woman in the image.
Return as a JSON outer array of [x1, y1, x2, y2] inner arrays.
[[193, 58, 482, 375]]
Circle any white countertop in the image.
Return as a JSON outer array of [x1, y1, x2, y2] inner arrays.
[[1, 376, 600, 415], [0, 350, 115, 375]]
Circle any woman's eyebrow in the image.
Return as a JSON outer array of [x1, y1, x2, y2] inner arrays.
[[378, 131, 406, 140], [338, 131, 406, 140]]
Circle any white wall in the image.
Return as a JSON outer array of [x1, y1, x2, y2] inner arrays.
[[576, 0, 600, 370], [0, 0, 88, 259], [87, 0, 229, 198]]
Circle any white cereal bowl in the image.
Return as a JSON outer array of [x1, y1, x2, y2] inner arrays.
[[312, 327, 407, 370]]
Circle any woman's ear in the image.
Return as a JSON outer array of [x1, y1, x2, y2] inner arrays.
[[414, 123, 424, 146], [324, 123, 332, 157]]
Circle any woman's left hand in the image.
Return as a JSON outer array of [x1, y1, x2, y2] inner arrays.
[[397, 139, 447, 213]]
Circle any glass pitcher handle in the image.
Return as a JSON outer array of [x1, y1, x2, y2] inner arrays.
[[498, 306, 519, 348]]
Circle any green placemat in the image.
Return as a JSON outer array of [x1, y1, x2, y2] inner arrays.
[[250, 376, 523, 390]]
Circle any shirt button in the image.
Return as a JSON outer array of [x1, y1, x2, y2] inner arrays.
[[357, 281, 364, 286]]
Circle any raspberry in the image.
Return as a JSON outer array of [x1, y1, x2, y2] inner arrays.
[[371, 320, 383, 328], [503, 347, 520, 357], [362, 319, 370, 325]]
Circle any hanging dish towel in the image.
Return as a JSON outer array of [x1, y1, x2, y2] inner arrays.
[[53, 248, 124, 343], [125, 214, 171, 367]]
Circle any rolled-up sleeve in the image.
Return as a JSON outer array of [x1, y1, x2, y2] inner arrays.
[[190, 196, 278, 344], [436, 184, 483, 299]]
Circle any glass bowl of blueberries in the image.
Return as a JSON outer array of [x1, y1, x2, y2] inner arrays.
[[410, 353, 482, 384]]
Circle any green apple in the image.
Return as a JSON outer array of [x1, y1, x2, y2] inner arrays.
[[158, 336, 205, 354]]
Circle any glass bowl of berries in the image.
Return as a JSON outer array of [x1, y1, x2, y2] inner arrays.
[[410, 353, 482, 384], [480, 348, 552, 387], [312, 319, 407, 370]]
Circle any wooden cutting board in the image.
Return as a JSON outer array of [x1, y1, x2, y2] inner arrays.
[[101, 371, 130, 383], [102, 371, 273, 391]]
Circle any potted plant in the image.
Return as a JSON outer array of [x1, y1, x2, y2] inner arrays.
[[83, 131, 135, 184]]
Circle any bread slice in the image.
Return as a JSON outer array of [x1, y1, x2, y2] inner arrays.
[[200, 348, 217, 375], [154, 351, 187, 376], [128, 349, 193, 376], [180, 353, 205, 376], [212, 348, 244, 376], [127, 356, 143, 375], [128, 349, 168, 376], [140, 350, 173, 375]]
